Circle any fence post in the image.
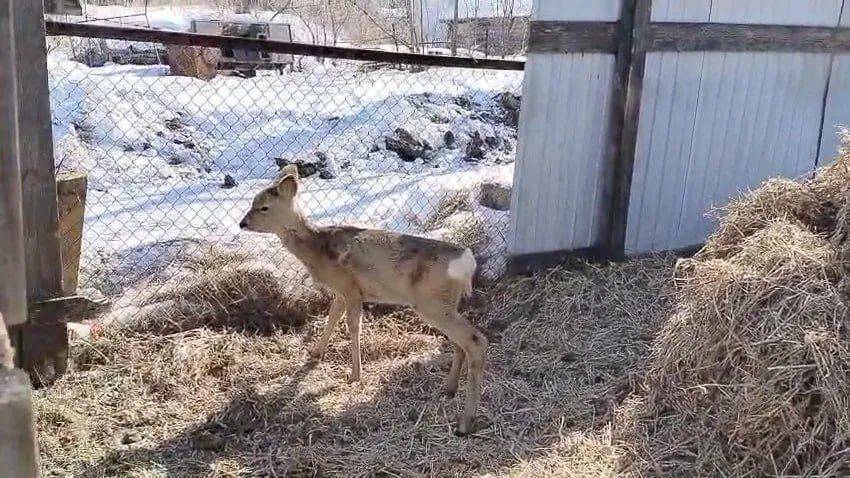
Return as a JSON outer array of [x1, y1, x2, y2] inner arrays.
[[604, 0, 652, 259], [11, 0, 68, 385], [0, 1, 41, 476], [0, 0, 28, 333]]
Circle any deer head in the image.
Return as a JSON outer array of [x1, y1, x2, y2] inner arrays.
[[239, 165, 302, 234]]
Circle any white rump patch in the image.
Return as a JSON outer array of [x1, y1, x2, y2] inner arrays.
[[447, 248, 476, 282]]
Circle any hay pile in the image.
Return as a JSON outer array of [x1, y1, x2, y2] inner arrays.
[[99, 246, 329, 336], [617, 157, 850, 476]]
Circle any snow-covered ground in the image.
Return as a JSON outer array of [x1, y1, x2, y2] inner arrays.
[[48, 51, 523, 301]]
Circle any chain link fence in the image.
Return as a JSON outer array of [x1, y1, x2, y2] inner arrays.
[[47, 32, 523, 308]]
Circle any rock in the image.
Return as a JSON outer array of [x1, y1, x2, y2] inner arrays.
[[222, 174, 237, 189], [276, 151, 335, 179], [430, 113, 451, 124], [485, 135, 502, 149], [479, 181, 512, 211], [465, 131, 486, 161], [444, 130, 456, 149], [164, 118, 183, 131], [454, 95, 473, 109], [385, 127, 428, 161], [497, 92, 521, 126]]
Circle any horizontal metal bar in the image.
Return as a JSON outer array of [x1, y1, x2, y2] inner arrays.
[[45, 21, 526, 70]]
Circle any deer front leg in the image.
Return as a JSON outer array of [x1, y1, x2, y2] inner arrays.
[[344, 292, 364, 383], [309, 295, 345, 361]]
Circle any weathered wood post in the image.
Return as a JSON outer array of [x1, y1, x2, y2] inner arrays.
[[12, 0, 69, 385], [0, 1, 42, 475], [57, 172, 88, 296]]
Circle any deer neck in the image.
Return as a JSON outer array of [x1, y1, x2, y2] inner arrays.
[[275, 211, 319, 250]]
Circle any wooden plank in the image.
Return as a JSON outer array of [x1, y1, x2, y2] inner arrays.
[[527, 21, 618, 53], [649, 23, 850, 53], [0, 0, 27, 330], [14, 0, 68, 384], [605, 0, 652, 258], [0, 369, 40, 478], [57, 172, 87, 296], [45, 21, 525, 71], [507, 246, 606, 276]]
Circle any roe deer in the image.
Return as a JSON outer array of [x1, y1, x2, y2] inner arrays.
[[239, 165, 487, 435]]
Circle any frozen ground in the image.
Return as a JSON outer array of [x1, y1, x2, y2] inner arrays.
[[48, 52, 523, 302]]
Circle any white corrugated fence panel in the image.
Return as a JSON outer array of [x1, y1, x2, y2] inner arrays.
[[509, 1, 621, 256], [708, 0, 844, 26], [626, 1, 841, 254], [533, 0, 621, 21], [627, 51, 832, 254], [819, 56, 850, 165], [651, 0, 711, 22]]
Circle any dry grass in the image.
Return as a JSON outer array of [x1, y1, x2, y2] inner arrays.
[[35, 254, 674, 477], [614, 153, 850, 477], [423, 189, 474, 232]]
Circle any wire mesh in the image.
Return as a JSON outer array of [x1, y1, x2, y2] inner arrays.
[[47, 35, 523, 306]]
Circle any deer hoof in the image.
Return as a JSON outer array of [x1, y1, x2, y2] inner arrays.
[[443, 387, 457, 399], [347, 372, 361, 383], [453, 423, 470, 437], [308, 348, 324, 362]]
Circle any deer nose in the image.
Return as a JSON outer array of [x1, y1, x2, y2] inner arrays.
[[239, 220, 248, 229]]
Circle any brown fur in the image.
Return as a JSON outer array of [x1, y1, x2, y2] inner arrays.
[[240, 165, 487, 436]]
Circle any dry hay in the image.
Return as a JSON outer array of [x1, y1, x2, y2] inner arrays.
[[422, 189, 474, 232], [422, 188, 492, 266], [615, 154, 850, 476], [102, 246, 330, 336], [35, 255, 675, 477]]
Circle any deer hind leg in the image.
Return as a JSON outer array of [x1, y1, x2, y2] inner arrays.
[[416, 303, 487, 436], [344, 291, 364, 383], [444, 344, 465, 398], [309, 294, 346, 361]]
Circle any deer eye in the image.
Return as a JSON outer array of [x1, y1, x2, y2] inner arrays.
[[259, 206, 270, 212]]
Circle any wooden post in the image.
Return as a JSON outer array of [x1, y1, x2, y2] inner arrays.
[[0, 369, 40, 478], [12, 0, 68, 385], [0, 2, 41, 477], [57, 173, 87, 296], [604, 0, 652, 259], [451, 0, 459, 55], [0, 0, 28, 331]]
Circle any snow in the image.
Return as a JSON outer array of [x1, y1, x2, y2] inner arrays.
[[48, 54, 523, 301]]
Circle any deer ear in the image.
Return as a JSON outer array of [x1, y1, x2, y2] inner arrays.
[[275, 175, 298, 197], [279, 164, 299, 180]]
